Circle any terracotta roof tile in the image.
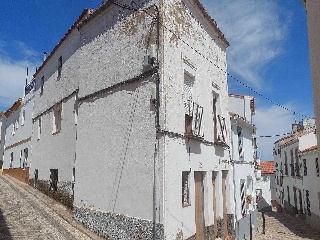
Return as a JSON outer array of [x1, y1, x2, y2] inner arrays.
[[299, 145, 317, 154], [260, 161, 275, 174]]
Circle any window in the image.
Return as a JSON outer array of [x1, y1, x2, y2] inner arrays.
[[53, 103, 62, 134], [15, 119, 19, 130], [213, 93, 218, 141], [20, 150, 22, 168], [303, 159, 307, 176], [38, 118, 42, 140], [284, 151, 288, 175], [240, 180, 246, 217], [10, 152, 13, 168], [316, 158, 319, 177], [23, 148, 28, 169], [12, 124, 15, 135], [182, 171, 190, 207], [237, 126, 244, 160], [58, 56, 62, 78], [287, 185, 290, 205], [306, 190, 311, 216], [290, 149, 295, 176], [40, 76, 44, 95], [21, 110, 25, 126], [184, 72, 194, 135], [50, 169, 58, 191]]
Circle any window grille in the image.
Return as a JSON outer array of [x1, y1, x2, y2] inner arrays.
[[303, 159, 307, 176], [316, 158, 319, 177], [306, 190, 311, 216], [182, 171, 190, 207]]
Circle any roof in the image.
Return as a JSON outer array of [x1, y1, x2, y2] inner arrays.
[[4, 98, 23, 118], [34, 0, 229, 78], [299, 145, 317, 154], [229, 93, 254, 99], [34, 8, 94, 77], [275, 130, 314, 145], [193, 0, 229, 46], [260, 161, 275, 174]]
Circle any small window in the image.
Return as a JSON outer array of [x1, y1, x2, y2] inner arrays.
[[287, 185, 290, 205], [38, 118, 42, 140], [303, 159, 307, 176], [53, 103, 62, 134], [23, 148, 28, 169], [10, 152, 13, 168], [50, 169, 58, 191], [58, 56, 62, 78], [182, 171, 190, 207], [40, 76, 44, 95], [12, 124, 15, 135], [316, 158, 319, 177], [15, 119, 19, 130], [21, 110, 25, 126], [306, 190, 311, 216], [20, 150, 22, 168]]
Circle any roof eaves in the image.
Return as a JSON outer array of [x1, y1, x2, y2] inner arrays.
[[33, 8, 94, 78]]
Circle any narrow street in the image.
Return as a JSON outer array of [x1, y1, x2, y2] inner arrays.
[[254, 211, 320, 240], [0, 175, 102, 240]]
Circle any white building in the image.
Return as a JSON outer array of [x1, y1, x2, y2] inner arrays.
[[30, 0, 235, 239], [229, 94, 258, 239], [274, 119, 317, 218], [256, 160, 275, 212], [1, 79, 34, 183], [298, 144, 320, 231]]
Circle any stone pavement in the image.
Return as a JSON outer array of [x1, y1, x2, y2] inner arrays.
[[0, 175, 104, 240], [254, 211, 320, 240]]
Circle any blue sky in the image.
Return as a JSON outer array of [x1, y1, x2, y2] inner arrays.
[[0, 0, 314, 160]]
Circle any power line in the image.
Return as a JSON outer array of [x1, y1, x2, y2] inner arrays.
[[110, 0, 313, 119]]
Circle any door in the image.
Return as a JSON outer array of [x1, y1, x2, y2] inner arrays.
[[194, 171, 205, 240]]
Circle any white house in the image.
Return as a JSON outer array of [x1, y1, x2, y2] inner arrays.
[[1, 79, 34, 183], [30, 0, 235, 239], [274, 119, 316, 218], [229, 93, 258, 239], [298, 144, 320, 231], [256, 160, 275, 212]]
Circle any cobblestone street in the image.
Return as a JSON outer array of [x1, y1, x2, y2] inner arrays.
[[0, 175, 103, 240], [254, 211, 320, 240]]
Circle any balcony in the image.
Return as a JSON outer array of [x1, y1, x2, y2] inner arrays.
[[214, 115, 228, 147], [25, 79, 35, 95], [184, 101, 204, 139]]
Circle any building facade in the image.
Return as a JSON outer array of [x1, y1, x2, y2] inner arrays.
[[229, 94, 258, 239], [274, 120, 317, 219], [1, 80, 34, 183], [29, 0, 235, 239], [302, 0, 320, 162]]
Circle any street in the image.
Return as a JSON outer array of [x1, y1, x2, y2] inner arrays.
[[254, 211, 320, 240], [0, 175, 102, 240]]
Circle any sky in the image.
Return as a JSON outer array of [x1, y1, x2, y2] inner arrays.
[[0, 0, 314, 160]]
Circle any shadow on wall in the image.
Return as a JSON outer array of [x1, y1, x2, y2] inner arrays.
[[257, 197, 272, 212], [0, 209, 13, 240]]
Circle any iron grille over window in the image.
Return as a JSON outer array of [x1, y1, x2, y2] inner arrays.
[[316, 158, 319, 177], [58, 56, 62, 78], [295, 162, 300, 177], [303, 159, 307, 176], [306, 190, 311, 216], [25, 79, 35, 95], [184, 101, 203, 138], [290, 163, 295, 177], [182, 171, 190, 207]]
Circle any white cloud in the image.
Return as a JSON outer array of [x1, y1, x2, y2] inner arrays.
[[16, 41, 38, 58], [253, 104, 297, 160], [0, 58, 36, 111], [201, 0, 290, 88]]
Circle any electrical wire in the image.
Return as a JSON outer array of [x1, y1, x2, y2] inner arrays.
[[109, 0, 313, 119]]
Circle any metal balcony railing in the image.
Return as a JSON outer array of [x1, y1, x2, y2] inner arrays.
[[184, 101, 203, 138]]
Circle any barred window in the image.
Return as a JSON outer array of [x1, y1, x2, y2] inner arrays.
[[303, 159, 307, 176], [316, 158, 319, 177], [306, 190, 311, 216], [182, 171, 190, 207]]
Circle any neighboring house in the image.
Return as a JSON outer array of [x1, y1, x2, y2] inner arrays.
[[1, 79, 34, 183], [229, 94, 258, 239], [302, 0, 320, 161], [256, 160, 275, 212], [0, 111, 5, 174], [298, 145, 320, 231], [274, 119, 316, 217], [30, 0, 234, 239]]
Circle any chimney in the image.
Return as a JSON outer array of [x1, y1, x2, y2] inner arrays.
[[292, 123, 298, 134], [44, 52, 47, 61]]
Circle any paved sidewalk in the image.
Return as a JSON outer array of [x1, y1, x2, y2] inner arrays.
[[0, 175, 104, 240], [254, 211, 320, 240]]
